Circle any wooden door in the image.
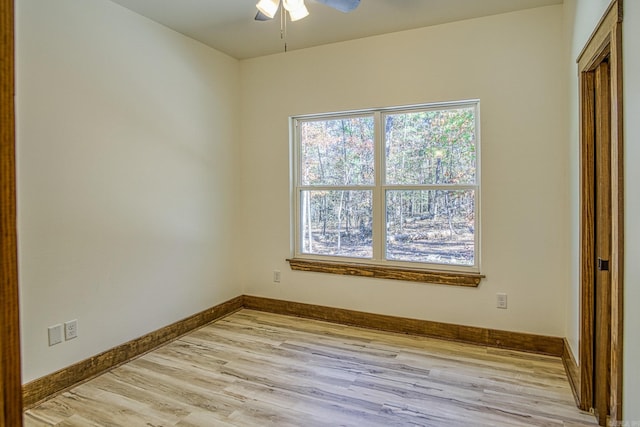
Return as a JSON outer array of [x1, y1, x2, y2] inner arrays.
[[593, 60, 612, 426]]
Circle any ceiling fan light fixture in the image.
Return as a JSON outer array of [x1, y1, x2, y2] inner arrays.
[[256, 0, 279, 19], [283, 0, 309, 21]]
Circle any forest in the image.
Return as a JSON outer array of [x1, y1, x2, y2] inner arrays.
[[298, 106, 477, 267]]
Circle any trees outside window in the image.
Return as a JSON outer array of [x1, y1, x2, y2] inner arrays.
[[293, 101, 480, 272]]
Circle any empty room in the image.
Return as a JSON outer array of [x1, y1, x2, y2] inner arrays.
[[1, 0, 639, 426]]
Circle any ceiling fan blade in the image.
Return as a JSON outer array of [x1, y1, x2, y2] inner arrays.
[[255, 10, 273, 21], [315, 0, 360, 13]]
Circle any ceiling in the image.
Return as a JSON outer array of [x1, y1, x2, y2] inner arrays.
[[109, 0, 562, 60]]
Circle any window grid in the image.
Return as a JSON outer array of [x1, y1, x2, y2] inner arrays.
[[292, 100, 480, 273]]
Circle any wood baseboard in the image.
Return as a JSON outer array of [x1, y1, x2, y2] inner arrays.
[[562, 338, 582, 408], [243, 295, 565, 356], [22, 295, 244, 408], [23, 294, 568, 409]]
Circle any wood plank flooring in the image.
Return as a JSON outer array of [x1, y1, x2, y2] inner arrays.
[[24, 309, 597, 426]]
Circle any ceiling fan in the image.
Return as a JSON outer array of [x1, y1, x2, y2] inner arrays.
[[255, 0, 361, 22]]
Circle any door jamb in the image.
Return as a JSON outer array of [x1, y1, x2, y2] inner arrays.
[[0, 0, 24, 426], [577, 0, 624, 423]]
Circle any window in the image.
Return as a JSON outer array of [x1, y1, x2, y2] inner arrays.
[[291, 100, 481, 283]]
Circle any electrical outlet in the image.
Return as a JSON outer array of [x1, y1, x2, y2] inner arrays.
[[273, 270, 281, 283], [48, 324, 63, 346], [496, 293, 508, 309], [64, 319, 78, 340]]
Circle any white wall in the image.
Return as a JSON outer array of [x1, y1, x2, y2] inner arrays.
[[16, 0, 241, 382], [239, 6, 568, 336], [622, 1, 640, 421]]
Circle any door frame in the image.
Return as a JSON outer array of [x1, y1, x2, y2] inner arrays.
[[1, 0, 23, 426], [577, 0, 624, 424]]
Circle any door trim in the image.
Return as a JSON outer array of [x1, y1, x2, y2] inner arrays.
[[0, 0, 24, 425], [577, 0, 624, 423]]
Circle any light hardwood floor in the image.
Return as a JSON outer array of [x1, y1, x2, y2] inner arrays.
[[24, 309, 596, 426]]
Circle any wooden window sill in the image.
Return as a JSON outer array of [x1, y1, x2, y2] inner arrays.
[[287, 258, 484, 287]]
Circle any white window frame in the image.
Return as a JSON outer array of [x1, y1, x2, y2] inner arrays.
[[290, 100, 481, 275]]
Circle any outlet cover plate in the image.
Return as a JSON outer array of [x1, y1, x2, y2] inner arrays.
[[48, 324, 63, 346], [496, 293, 508, 309], [64, 319, 78, 340]]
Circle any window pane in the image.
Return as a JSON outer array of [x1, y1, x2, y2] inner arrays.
[[300, 190, 372, 258], [386, 190, 475, 266], [300, 117, 374, 186], [385, 108, 476, 185]]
